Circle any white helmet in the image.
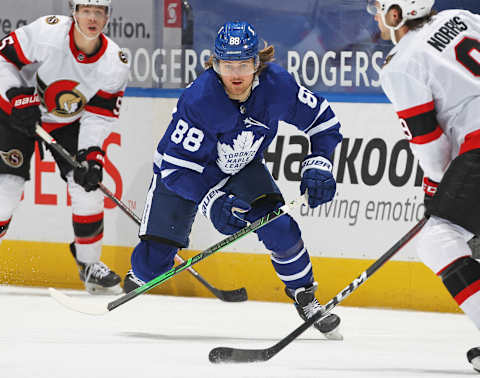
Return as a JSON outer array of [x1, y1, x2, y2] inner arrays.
[[71, 0, 111, 9], [71, 0, 112, 17], [367, 0, 435, 43]]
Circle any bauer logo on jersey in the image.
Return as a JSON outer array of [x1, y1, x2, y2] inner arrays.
[[41, 79, 87, 118], [46, 16, 59, 25], [0, 149, 24, 168], [216, 131, 264, 175]]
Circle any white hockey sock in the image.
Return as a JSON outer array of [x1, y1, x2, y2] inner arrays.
[[460, 291, 480, 329]]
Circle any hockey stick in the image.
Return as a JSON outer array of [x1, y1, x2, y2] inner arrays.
[[48, 196, 303, 315], [172, 253, 247, 302], [35, 125, 247, 302], [209, 217, 428, 363]]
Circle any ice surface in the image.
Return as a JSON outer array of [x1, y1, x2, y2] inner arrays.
[[0, 285, 477, 378]]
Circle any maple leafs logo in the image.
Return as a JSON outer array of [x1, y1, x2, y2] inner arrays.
[[217, 131, 264, 174]]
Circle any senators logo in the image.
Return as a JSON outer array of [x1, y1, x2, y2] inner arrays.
[[46, 16, 59, 25], [0, 149, 24, 168], [40, 80, 87, 118]]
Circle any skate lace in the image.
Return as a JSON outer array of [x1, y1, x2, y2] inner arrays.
[[128, 270, 146, 286], [302, 298, 324, 319], [85, 262, 110, 280]]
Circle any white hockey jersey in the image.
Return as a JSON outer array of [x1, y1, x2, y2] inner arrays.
[[0, 15, 130, 149], [381, 9, 480, 182]]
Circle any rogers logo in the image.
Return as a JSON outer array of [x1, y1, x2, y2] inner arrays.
[[167, 3, 178, 24], [164, 0, 181, 28]]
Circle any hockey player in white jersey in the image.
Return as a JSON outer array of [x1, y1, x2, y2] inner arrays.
[[368, 0, 480, 372], [123, 21, 343, 339], [0, 0, 130, 294]]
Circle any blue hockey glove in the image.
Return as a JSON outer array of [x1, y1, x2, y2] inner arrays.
[[200, 189, 251, 235], [300, 155, 336, 208]]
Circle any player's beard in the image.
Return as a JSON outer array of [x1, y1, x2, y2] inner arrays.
[[223, 75, 254, 102]]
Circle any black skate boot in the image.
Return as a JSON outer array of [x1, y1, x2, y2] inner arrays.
[[69, 242, 122, 295], [285, 282, 343, 340], [123, 269, 146, 294], [467, 347, 480, 373]]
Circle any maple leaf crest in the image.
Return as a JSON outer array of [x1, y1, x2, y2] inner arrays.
[[216, 131, 265, 174]]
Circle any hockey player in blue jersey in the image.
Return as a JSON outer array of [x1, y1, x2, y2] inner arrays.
[[123, 21, 343, 339]]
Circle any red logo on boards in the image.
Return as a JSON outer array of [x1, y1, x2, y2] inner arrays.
[[164, 0, 182, 28]]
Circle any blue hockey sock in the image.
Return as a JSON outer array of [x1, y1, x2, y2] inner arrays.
[[131, 239, 178, 282], [270, 240, 314, 290]]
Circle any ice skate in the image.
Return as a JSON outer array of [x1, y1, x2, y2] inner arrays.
[[468, 347, 480, 373], [286, 282, 343, 340], [123, 269, 146, 293], [70, 242, 122, 295]]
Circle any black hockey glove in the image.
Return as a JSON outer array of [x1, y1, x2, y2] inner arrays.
[[6, 86, 41, 138], [73, 147, 105, 192], [423, 177, 439, 218]]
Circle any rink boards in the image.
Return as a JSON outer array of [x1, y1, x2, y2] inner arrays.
[[0, 240, 459, 313], [0, 96, 461, 313]]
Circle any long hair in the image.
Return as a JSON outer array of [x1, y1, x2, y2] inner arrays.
[[405, 10, 437, 30]]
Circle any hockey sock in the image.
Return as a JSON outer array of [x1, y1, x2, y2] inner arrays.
[[131, 239, 178, 282], [270, 240, 314, 289], [440, 256, 480, 328], [72, 212, 104, 264]]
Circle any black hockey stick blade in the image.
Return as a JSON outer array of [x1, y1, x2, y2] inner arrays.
[[209, 218, 427, 363], [173, 254, 248, 302], [209, 309, 324, 363], [211, 286, 248, 302], [209, 347, 271, 364]]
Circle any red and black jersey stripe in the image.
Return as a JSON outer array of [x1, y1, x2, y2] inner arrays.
[[72, 212, 104, 245], [460, 129, 480, 155], [85, 90, 123, 118], [439, 256, 480, 306], [0, 32, 32, 70], [397, 101, 443, 144]]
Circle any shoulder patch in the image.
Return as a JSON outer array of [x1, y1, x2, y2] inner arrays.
[[118, 50, 128, 64], [0, 149, 24, 168], [45, 16, 60, 25], [383, 53, 396, 68]]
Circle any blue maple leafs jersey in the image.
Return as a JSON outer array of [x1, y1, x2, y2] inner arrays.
[[154, 63, 342, 203]]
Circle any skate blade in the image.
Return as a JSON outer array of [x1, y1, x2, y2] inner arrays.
[[323, 328, 343, 341], [85, 283, 123, 296]]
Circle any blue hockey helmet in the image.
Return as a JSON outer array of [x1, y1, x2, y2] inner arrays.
[[214, 21, 259, 61]]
